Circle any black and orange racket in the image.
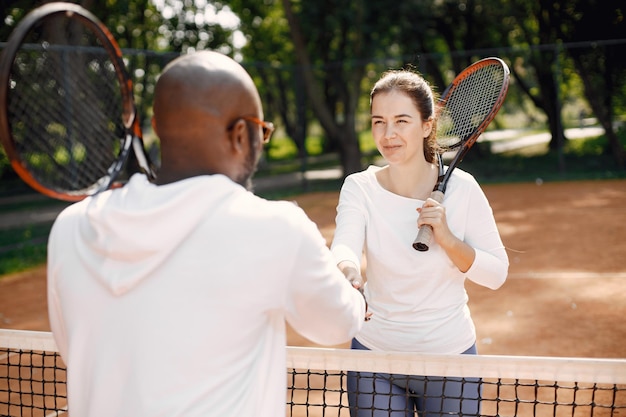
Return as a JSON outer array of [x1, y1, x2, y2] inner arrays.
[[413, 57, 510, 251], [0, 2, 156, 202]]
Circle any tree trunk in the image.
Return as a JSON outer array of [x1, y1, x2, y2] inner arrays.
[[337, 128, 363, 176], [282, 0, 363, 178], [572, 52, 625, 168]]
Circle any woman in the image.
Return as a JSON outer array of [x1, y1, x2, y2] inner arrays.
[[331, 69, 509, 416]]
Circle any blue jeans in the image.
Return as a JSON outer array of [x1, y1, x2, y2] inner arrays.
[[347, 339, 481, 417]]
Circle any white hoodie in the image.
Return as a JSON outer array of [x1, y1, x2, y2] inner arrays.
[[47, 173, 364, 417]]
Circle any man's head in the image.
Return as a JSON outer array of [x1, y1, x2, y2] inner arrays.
[[152, 51, 271, 188]]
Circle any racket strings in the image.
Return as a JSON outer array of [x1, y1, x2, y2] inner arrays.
[[7, 15, 126, 194], [436, 63, 506, 151]]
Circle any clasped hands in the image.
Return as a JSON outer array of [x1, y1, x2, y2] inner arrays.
[[340, 263, 372, 322]]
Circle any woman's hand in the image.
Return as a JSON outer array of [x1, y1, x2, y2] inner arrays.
[[416, 197, 456, 248], [417, 198, 476, 273]]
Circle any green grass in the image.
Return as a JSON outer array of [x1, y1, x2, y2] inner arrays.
[[265, 131, 377, 160], [462, 131, 626, 184], [0, 196, 68, 215], [265, 134, 327, 161], [0, 223, 52, 275], [0, 128, 624, 277]]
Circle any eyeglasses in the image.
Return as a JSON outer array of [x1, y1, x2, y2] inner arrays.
[[229, 116, 275, 144], [243, 116, 275, 143]]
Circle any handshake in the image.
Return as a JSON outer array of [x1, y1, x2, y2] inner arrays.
[[341, 263, 372, 322]]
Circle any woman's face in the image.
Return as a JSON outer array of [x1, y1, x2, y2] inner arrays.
[[371, 90, 433, 166]]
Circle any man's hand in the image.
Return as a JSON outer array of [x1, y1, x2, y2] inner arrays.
[[339, 262, 371, 321]]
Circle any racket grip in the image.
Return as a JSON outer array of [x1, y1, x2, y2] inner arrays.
[[412, 190, 445, 252]]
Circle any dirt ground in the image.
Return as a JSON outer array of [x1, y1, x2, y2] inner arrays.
[[1, 179, 625, 358]]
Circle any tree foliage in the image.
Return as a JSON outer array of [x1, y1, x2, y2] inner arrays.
[[557, 0, 626, 165], [2, 0, 625, 178]]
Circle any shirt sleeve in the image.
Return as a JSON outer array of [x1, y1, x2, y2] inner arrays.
[[462, 181, 509, 290], [330, 176, 367, 269]]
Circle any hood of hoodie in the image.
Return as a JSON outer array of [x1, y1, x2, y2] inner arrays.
[[74, 174, 242, 296]]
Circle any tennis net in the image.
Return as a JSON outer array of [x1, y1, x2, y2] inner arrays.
[[2, 329, 625, 416]]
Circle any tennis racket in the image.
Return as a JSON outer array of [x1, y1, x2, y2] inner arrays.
[[412, 57, 510, 251], [0, 2, 156, 202]]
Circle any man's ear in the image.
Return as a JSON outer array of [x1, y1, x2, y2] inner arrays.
[[227, 118, 249, 155]]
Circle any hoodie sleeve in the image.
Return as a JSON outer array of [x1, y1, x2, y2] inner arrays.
[[47, 211, 71, 359], [284, 209, 365, 346]]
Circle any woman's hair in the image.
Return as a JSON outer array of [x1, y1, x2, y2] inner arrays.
[[370, 69, 439, 163]]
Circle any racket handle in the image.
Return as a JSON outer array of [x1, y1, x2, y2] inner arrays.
[[412, 190, 445, 252]]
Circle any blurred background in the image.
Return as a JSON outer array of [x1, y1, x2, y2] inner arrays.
[[2, 0, 625, 184], [0, 0, 625, 273]]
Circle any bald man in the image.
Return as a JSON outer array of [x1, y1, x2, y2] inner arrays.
[[153, 51, 264, 188], [47, 51, 366, 417]]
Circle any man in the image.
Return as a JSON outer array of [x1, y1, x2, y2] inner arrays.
[[47, 51, 366, 417]]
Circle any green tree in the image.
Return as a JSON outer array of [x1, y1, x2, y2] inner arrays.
[[230, 1, 420, 177], [227, 1, 310, 165], [488, 0, 568, 156], [558, 0, 626, 166], [280, 0, 371, 175]]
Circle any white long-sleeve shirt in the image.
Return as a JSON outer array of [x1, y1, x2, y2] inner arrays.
[[331, 165, 508, 354], [47, 173, 365, 417]]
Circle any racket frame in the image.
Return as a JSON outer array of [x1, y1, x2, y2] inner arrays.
[[413, 57, 510, 251], [0, 2, 154, 201]]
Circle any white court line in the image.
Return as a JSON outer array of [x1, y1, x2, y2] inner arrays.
[[507, 271, 626, 279]]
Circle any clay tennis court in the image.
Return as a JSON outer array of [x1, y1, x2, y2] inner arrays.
[[0, 179, 625, 358]]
